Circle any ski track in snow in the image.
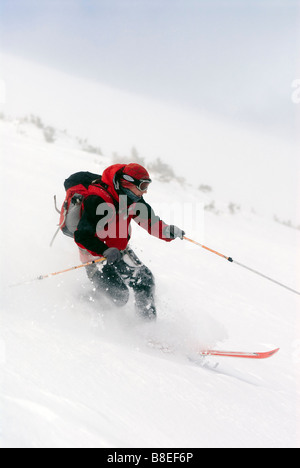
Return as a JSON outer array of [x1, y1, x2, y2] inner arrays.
[[0, 119, 300, 448]]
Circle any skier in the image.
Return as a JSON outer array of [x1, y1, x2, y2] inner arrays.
[[74, 163, 185, 320]]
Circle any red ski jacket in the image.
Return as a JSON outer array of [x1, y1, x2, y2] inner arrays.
[[74, 164, 172, 256]]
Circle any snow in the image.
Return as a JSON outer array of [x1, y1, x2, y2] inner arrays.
[[1, 52, 299, 224], [0, 116, 300, 448]]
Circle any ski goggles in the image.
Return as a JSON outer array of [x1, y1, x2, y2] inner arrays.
[[122, 174, 152, 192]]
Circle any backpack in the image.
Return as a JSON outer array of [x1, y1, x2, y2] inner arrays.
[[60, 171, 101, 237], [50, 171, 101, 246]]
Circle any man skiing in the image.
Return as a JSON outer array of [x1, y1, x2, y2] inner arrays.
[[74, 163, 185, 320]]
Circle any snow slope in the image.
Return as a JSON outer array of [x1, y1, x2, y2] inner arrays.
[[0, 118, 300, 448], [1, 52, 299, 224]]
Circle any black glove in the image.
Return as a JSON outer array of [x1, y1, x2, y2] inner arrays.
[[164, 225, 185, 240], [103, 247, 122, 265]]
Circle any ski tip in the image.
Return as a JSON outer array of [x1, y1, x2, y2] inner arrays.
[[198, 347, 280, 359], [268, 348, 280, 357], [253, 347, 280, 359]]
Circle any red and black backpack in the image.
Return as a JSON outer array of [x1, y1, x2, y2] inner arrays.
[[59, 172, 100, 238], [51, 171, 112, 246]]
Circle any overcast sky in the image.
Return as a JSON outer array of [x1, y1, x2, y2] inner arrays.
[[0, 0, 299, 139]]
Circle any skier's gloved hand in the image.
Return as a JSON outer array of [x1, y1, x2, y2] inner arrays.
[[103, 247, 122, 265], [164, 225, 185, 240]]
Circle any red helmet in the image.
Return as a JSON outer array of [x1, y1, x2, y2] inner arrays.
[[121, 164, 152, 193]]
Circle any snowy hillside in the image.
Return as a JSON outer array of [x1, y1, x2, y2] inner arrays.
[[1, 118, 300, 448], [1, 53, 299, 225]]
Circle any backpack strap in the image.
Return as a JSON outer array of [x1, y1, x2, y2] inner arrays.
[[87, 183, 118, 208]]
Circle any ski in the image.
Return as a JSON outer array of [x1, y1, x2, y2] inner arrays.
[[198, 348, 280, 360], [147, 340, 280, 360]]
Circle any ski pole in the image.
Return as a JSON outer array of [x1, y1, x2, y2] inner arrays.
[[183, 236, 300, 296], [9, 257, 106, 288], [183, 236, 233, 262]]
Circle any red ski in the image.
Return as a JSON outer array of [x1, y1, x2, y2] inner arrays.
[[198, 348, 280, 360]]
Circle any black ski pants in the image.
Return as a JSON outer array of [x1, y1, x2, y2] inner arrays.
[[81, 247, 156, 320]]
